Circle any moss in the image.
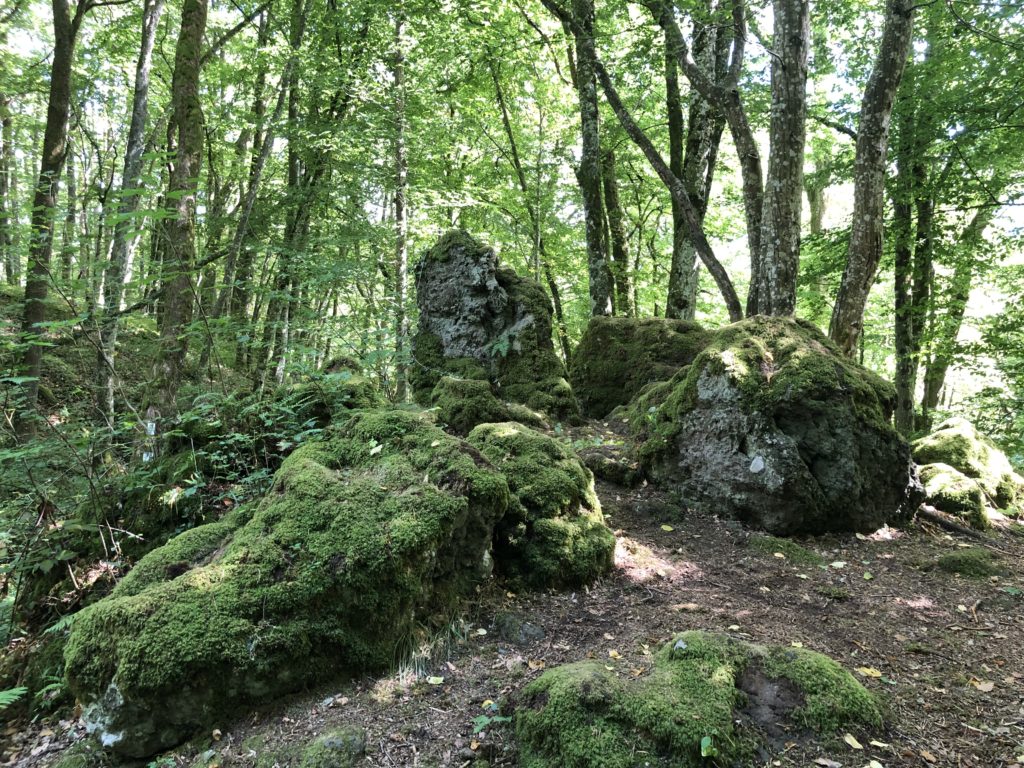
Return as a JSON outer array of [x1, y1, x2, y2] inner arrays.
[[569, 317, 712, 418], [919, 463, 987, 528], [423, 229, 491, 264], [299, 728, 367, 768], [758, 645, 882, 732], [272, 371, 383, 430], [747, 534, 825, 566], [935, 547, 1005, 578], [467, 422, 614, 589], [409, 330, 489, 405], [515, 631, 882, 768], [913, 418, 1020, 508], [430, 376, 544, 436], [64, 410, 510, 758]]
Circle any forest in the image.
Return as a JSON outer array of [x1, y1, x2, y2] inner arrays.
[[0, 0, 1023, 765]]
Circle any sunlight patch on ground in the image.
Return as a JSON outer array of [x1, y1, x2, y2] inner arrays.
[[613, 535, 701, 583]]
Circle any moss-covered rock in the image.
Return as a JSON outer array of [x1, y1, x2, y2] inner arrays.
[[430, 376, 545, 436], [515, 631, 882, 768], [64, 410, 509, 758], [411, 231, 579, 422], [935, 547, 1005, 578], [632, 316, 922, 535], [569, 316, 712, 418], [299, 728, 367, 768], [271, 370, 383, 431], [467, 422, 614, 589], [919, 463, 987, 528], [913, 418, 1022, 508]]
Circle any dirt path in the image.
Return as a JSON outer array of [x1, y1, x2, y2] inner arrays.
[[9, 432, 1024, 768]]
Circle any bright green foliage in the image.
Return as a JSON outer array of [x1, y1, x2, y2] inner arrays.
[[935, 547, 1005, 578], [299, 728, 367, 768], [63, 410, 509, 758], [918, 463, 987, 528], [569, 316, 711, 418], [467, 422, 614, 589], [430, 376, 544, 435], [515, 632, 882, 768], [270, 371, 384, 431], [913, 418, 1022, 508], [747, 535, 825, 566]]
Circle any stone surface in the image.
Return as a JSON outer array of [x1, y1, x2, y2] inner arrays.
[[913, 417, 1022, 509], [410, 231, 578, 421], [515, 631, 882, 768], [569, 316, 711, 418], [467, 422, 615, 589], [64, 410, 509, 758], [631, 316, 922, 535]]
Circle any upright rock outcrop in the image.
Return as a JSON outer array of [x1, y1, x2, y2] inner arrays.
[[631, 316, 922, 534], [569, 316, 711, 418], [411, 231, 578, 421]]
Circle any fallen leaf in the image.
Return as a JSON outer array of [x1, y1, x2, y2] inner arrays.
[[855, 666, 883, 678], [671, 602, 701, 612], [604, 665, 615, 671], [790, 641, 803, 648], [867, 761, 884, 768], [813, 759, 841, 768], [774, 552, 787, 559], [863, 572, 874, 581], [430, 440, 440, 447], [869, 740, 890, 748], [475, 628, 487, 636], [603, 632, 615, 640], [470, 740, 480, 751], [920, 750, 937, 763], [831, 561, 847, 569], [728, 624, 741, 631], [482, 699, 494, 708], [426, 676, 444, 685], [527, 659, 545, 670], [369, 444, 383, 455], [212, 729, 222, 741], [660, 524, 674, 532], [608, 649, 622, 659], [843, 733, 863, 750], [970, 679, 995, 692]]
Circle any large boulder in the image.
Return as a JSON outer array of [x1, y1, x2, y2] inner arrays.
[[467, 422, 615, 589], [632, 316, 922, 535], [913, 417, 1022, 508], [515, 631, 882, 768], [410, 231, 579, 421], [63, 410, 509, 758], [569, 316, 711, 418]]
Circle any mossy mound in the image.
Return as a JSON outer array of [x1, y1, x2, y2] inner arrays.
[[270, 370, 383, 431], [919, 463, 987, 529], [63, 410, 509, 758], [411, 230, 580, 422], [913, 418, 1022, 508], [431, 376, 545, 435], [569, 316, 712, 418], [299, 728, 367, 768], [632, 316, 922, 535], [467, 422, 614, 589], [515, 631, 882, 768], [935, 547, 1005, 578]]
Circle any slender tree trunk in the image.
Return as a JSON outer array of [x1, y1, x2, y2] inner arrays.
[[829, 0, 915, 353], [753, 0, 810, 317], [15, 0, 87, 436], [600, 148, 635, 317], [152, 0, 207, 419], [892, 108, 916, 434], [0, 93, 15, 284], [566, 0, 613, 316], [392, 11, 410, 402], [60, 142, 76, 282]]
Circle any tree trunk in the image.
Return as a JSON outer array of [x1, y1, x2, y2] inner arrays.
[[0, 93, 15, 284], [393, 11, 410, 402], [568, 0, 613, 316], [152, 0, 207, 419], [60, 142, 76, 282], [15, 0, 87, 436], [753, 0, 810, 317], [829, 0, 915, 353], [600, 148, 635, 317], [892, 108, 915, 434]]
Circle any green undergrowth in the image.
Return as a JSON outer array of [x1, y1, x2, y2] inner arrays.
[[747, 534, 825, 566]]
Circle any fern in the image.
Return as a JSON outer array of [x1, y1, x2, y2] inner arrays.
[[0, 686, 27, 710]]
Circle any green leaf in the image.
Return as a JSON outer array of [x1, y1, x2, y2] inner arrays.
[[700, 735, 718, 758]]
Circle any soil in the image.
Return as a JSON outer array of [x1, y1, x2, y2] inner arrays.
[[5, 420, 1024, 768]]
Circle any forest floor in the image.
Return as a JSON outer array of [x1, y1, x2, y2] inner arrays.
[[7, 420, 1024, 768]]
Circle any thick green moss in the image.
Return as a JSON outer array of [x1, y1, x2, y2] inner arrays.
[[467, 422, 614, 589], [935, 547, 1004, 578], [913, 418, 1021, 508], [919, 463, 987, 528], [569, 317, 712, 418], [430, 376, 544, 436], [410, 331, 489, 405], [515, 632, 882, 768], [272, 371, 383, 430], [299, 728, 367, 768], [64, 410, 509, 758]]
